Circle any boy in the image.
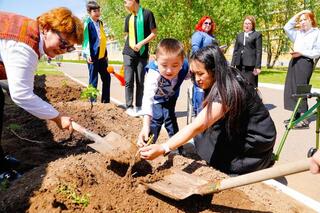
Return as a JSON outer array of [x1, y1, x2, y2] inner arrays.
[[137, 38, 189, 149], [123, 0, 157, 116], [82, 1, 110, 103]]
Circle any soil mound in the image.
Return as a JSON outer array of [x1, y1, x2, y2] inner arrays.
[[0, 75, 311, 212]]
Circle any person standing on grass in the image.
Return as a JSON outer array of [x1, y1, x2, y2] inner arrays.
[[283, 10, 320, 129], [82, 1, 111, 103], [123, 0, 157, 117], [137, 38, 189, 154], [0, 8, 83, 182]]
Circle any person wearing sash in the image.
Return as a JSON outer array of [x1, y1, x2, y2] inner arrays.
[[82, 1, 110, 103], [0, 8, 83, 181], [123, 0, 157, 117]]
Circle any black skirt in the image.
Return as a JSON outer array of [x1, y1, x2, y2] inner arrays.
[[284, 56, 314, 112]]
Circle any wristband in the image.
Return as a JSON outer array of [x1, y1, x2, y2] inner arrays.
[[161, 143, 171, 155]]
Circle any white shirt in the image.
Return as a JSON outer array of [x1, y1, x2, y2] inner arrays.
[[91, 18, 101, 44], [0, 35, 59, 119], [243, 31, 252, 46], [284, 16, 320, 59], [142, 69, 179, 116]]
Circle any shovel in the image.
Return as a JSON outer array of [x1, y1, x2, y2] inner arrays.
[[143, 158, 309, 200], [72, 121, 132, 154]]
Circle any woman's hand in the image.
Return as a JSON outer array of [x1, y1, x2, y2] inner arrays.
[[137, 126, 150, 148], [310, 150, 320, 174], [51, 114, 73, 131], [253, 68, 261, 76], [290, 52, 302, 58], [139, 144, 164, 160]]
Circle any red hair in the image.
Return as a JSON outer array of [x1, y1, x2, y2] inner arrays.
[[195, 16, 216, 35], [297, 11, 318, 28]]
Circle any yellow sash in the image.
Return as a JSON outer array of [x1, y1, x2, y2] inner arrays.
[[129, 13, 135, 50], [98, 22, 107, 59]]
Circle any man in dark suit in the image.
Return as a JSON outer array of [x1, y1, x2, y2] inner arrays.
[[231, 15, 262, 88]]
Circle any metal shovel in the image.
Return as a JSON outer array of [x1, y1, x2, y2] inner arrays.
[[143, 159, 309, 200], [72, 121, 132, 154]]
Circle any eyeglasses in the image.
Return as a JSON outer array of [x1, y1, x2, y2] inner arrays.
[[54, 30, 76, 52], [204, 22, 212, 26]]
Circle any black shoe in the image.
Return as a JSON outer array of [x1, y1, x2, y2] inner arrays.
[[283, 119, 291, 124], [292, 120, 309, 129], [0, 155, 20, 172]]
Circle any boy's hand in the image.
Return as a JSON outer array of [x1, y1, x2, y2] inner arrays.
[[137, 127, 150, 148], [290, 52, 301, 58], [87, 56, 93, 64], [133, 43, 143, 52]]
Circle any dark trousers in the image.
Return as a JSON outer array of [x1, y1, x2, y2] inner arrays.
[[0, 86, 4, 160], [88, 58, 111, 103], [150, 97, 179, 143], [236, 65, 258, 88], [123, 55, 148, 108]]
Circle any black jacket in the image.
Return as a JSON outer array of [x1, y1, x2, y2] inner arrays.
[[231, 31, 262, 68]]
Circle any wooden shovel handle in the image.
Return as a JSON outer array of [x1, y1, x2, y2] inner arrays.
[[216, 159, 309, 192], [72, 121, 102, 143]]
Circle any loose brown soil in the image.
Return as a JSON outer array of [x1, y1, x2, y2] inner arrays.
[[0, 75, 313, 212]]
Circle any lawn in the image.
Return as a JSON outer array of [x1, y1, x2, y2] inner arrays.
[[260, 67, 320, 88]]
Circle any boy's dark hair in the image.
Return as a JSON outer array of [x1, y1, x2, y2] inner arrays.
[[156, 38, 185, 59], [87, 1, 100, 13]]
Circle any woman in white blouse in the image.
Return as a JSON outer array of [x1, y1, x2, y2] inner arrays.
[[283, 10, 320, 129]]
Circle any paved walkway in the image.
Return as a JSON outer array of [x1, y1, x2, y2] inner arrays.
[[59, 62, 320, 207]]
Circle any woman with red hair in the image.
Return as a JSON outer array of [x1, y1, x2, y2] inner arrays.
[[283, 10, 320, 129], [191, 16, 216, 53], [191, 16, 217, 116]]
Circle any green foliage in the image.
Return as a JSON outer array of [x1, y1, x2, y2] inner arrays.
[[81, 84, 100, 109], [0, 179, 10, 191], [57, 184, 90, 207], [8, 123, 22, 131], [99, 0, 320, 64]]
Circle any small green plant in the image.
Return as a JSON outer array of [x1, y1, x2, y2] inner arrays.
[[80, 84, 100, 110], [61, 80, 68, 87], [57, 184, 90, 207], [0, 179, 10, 191], [8, 123, 22, 131]]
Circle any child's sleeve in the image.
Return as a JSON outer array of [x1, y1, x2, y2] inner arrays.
[[82, 17, 91, 58], [141, 69, 160, 116]]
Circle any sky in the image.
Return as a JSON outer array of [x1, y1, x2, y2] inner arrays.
[[0, 0, 87, 19]]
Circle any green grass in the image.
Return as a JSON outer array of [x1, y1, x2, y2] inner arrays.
[[58, 59, 123, 65], [260, 67, 320, 88], [35, 62, 63, 76]]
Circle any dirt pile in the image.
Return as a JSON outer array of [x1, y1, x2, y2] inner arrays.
[[0, 75, 312, 212]]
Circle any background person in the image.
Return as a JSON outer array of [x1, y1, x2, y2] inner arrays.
[[191, 16, 217, 116], [82, 1, 110, 103], [283, 10, 320, 129], [0, 8, 83, 180], [139, 46, 276, 175], [123, 0, 157, 117], [231, 15, 262, 88]]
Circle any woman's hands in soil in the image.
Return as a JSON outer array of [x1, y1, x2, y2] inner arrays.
[[310, 150, 320, 174], [139, 144, 164, 160], [51, 115, 73, 131]]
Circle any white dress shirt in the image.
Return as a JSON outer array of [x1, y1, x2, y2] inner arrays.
[[284, 15, 320, 59], [0, 35, 59, 119]]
